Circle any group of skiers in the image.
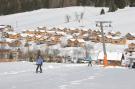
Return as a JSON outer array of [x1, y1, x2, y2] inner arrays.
[[35, 56, 92, 73], [35, 50, 93, 73]]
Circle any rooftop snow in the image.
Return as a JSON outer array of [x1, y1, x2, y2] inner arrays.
[[98, 51, 122, 61]]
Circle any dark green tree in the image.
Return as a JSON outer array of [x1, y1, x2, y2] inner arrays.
[[0, 0, 132, 15], [100, 8, 105, 15], [108, 0, 118, 12], [95, 0, 106, 7], [129, 0, 135, 7], [114, 0, 128, 9]]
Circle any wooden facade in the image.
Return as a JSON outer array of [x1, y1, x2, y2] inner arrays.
[[111, 38, 126, 45], [8, 40, 22, 47], [128, 43, 135, 52], [98, 52, 123, 66], [67, 39, 85, 47], [0, 49, 18, 62], [8, 33, 21, 39], [98, 60, 121, 66]]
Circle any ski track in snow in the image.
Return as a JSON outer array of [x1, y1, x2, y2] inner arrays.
[[0, 63, 86, 76], [59, 85, 67, 89], [0, 70, 32, 76], [59, 70, 103, 89], [1, 62, 131, 89], [59, 75, 96, 89]]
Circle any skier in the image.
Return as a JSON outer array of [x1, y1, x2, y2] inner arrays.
[[132, 62, 135, 68], [87, 56, 92, 67], [36, 55, 44, 73]]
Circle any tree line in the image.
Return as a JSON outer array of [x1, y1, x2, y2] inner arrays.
[[0, 0, 135, 15]]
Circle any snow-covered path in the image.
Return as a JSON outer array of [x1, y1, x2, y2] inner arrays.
[[0, 62, 135, 89]]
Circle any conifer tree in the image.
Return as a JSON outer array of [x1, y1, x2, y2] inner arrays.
[[108, 0, 118, 12], [100, 8, 105, 15], [114, 0, 127, 9]]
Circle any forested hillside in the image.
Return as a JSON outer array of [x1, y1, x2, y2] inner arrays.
[[0, 0, 135, 15]]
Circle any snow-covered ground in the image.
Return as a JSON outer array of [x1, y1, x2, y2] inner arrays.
[[0, 62, 135, 89], [0, 7, 135, 34], [0, 7, 135, 89]]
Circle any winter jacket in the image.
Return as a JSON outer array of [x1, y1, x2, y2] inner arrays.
[[36, 57, 43, 65]]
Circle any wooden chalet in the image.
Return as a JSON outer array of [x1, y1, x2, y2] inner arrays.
[[97, 35, 112, 43], [98, 52, 123, 66], [8, 40, 22, 47], [6, 32, 21, 39], [0, 25, 14, 32], [111, 37, 127, 45], [127, 43, 135, 52], [68, 28, 79, 34], [79, 30, 87, 36], [125, 33, 135, 40], [67, 38, 85, 47], [0, 49, 18, 62], [50, 36, 61, 43]]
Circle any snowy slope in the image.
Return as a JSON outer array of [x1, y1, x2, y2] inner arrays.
[[0, 62, 135, 89], [0, 7, 135, 34]]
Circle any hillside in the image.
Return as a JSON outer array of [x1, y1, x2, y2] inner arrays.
[[0, 62, 135, 89], [0, 0, 134, 15], [0, 6, 135, 34]]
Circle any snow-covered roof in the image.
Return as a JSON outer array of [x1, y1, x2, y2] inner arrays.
[[98, 35, 102, 37], [69, 38, 85, 42], [70, 39, 76, 41], [69, 27, 76, 30], [7, 32, 18, 35], [28, 28, 37, 31], [46, 31, 55, 34], [77, 39, 85, 43], [39, 30, 46, 32], [98, 51, 122, 61], [27, 34, 34, 37], [82, 28, 88, 31], [112, 36, 121, 39], [56, 31, 66, 35], [37, 26, 46, 29], [129, 33, 135, 36], [0, 25, 6, 29], [83, 33, 88, 37], [21, 33, 29, 37], [106, 35, 112, 38], [127, 40, 135, 44], [36, 35, 42, 38], [5, 38, 16, 43]]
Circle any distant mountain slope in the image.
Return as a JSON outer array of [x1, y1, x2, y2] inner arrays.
[[0, 6, 135, 34]]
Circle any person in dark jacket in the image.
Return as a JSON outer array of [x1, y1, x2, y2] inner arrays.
[[132, 62, 135, 68], [36, 55, 44, 73]]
